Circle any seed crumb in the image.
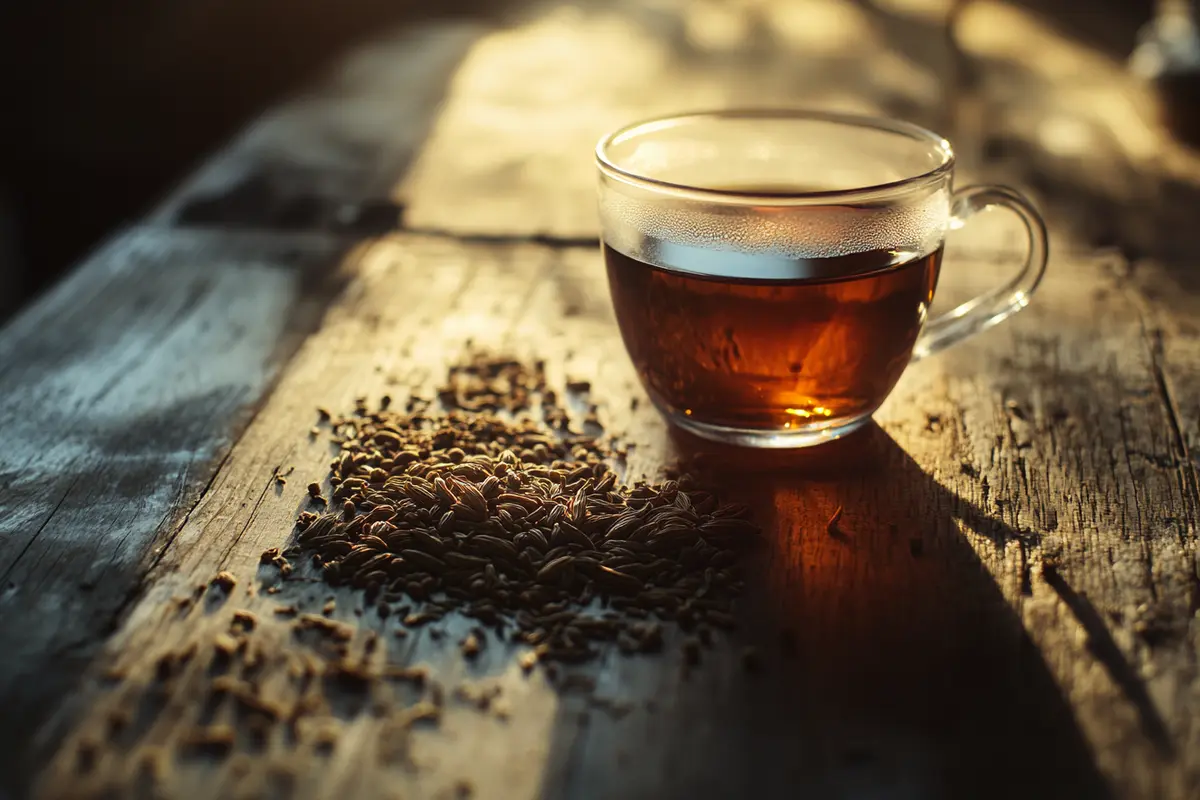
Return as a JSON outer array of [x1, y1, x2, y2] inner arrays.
[[231, 610, 257, 630], [210, 571, 237, 592], [323, 599, 336, 616], [402, 702, 442, 728], [213, 633, 239, 656], [461, 633, 482, 659], [295, 613, 354, 641], [183, 725, 236, 755]]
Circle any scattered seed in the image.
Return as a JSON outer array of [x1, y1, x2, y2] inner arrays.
[[231, 610, 257, 631], [288, 351, 759, 668], [210, 572, 236, 592], [294, 614, 354, 641], [183, 725, 235, 756], [461, 633, 482, 659]]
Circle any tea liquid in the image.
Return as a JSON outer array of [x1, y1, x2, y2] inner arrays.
[[604, 242, 941, 431]]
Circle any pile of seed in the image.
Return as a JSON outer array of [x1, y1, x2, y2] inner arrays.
[[289, 353, 758, 664]]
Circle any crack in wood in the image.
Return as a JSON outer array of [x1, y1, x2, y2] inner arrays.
[[0, 475, 79, 588], [1042, 563, 1176, 759]]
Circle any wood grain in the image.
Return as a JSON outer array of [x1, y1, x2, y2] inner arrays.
[[0, 228, 361, 791], [28, 232, 1199, 799], [0, 17, 482, 791], [5, 0, 1200, 797]]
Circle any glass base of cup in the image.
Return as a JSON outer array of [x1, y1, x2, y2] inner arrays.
[[660, 405, 876, 448]]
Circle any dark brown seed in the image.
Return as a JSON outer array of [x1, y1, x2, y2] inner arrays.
[[460, 482, 489, 514], [400, 549, 447, 574], [434, 477, 456, 505], [556, 521, 594, 549], [410, 527, 448, 555], [498, 493, 538, 511], [358, 535, 390, 551], [593, 565, 641, 596], [470, 534, 519, 561], [363, 505, 395, 523], [451, 501, 486, 522], [355, 569, 390, 589], [357, 553, 394, 575], [319, 541, 353, 559], [444, 552, 490, 570], [340, 547, 380, 571], [298, 514, 339, 544], [536, 555, 574, 584], [408, 485, 440, 507]]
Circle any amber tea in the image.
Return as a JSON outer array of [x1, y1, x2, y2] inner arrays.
[[597, 110, 1047, 446], [605, 241, 941, 432]]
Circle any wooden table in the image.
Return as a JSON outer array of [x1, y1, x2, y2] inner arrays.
[[4, 1, 1199, 797]]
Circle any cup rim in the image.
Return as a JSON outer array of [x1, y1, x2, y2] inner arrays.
[[595, 108, 956, 204]]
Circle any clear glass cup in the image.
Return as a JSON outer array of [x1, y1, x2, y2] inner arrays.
[[596, 109, 1048, 448]]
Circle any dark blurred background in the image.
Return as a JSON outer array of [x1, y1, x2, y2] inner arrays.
[[0, 0, 1193, 322]]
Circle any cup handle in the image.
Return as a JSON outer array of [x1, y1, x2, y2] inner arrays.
[[910, 185, 1049, 362]]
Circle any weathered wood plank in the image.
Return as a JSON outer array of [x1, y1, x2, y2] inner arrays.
[[31, 230, 1199, 798], [9, 0, 1200, 798], [399, 8, 1200, 794], [153, 20, 483, 232], [0, 17, 485, 792], [0, 228, 363, 791], [398, 0, 952, 239]]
